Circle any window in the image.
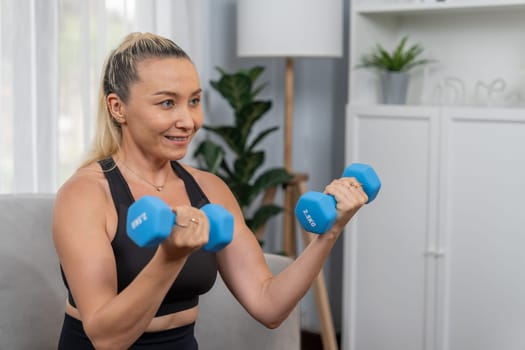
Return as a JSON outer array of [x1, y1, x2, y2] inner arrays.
[[0, 0, 207, 193]]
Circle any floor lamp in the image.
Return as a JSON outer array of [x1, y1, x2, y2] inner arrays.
[[237, 1, 343, 349]]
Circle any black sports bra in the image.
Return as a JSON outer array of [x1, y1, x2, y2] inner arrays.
[[61, 157, 218, 317]]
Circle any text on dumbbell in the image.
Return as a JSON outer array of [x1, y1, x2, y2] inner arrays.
[[301, 209, 317, 228], [130, 212, 148, 230]]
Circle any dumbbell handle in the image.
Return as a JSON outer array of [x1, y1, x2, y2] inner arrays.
[[127, 196, 233, 252], [340, 163, 380, 203], [315, 162, 379, 207]]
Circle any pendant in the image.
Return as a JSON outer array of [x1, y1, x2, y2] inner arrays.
[[156, 186, 164, 192]]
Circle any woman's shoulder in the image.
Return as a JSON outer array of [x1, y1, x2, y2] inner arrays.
[[177, 163, 233, 200], [179, 163, 245, 221], [55, 161, 110, 205], [52, 161, 115, 246], [178, 162, 223, 184]]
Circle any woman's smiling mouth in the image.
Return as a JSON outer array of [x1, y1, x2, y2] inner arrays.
[[165, 135, 189, 142]]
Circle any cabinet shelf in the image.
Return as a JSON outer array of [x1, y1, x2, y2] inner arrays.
[[349, 103, 525, 112], [356, 0, 525, 15], [349, 1, 525, 107]]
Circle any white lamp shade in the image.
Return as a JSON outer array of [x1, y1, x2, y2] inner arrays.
[[237, 0, 343, 58]]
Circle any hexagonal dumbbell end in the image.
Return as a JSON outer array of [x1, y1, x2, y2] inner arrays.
[[126, 196, 175, 248], [201, 203, 234, 252], [295, 191, 338, 234], [341, 163, 381, 203]]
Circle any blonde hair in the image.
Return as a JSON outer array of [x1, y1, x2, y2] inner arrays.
[[80, 32, 191, 168]]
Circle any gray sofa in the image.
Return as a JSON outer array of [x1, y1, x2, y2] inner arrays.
[[0, 194, 300, 350]]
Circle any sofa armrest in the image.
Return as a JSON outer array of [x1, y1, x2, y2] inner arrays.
[[0, 194, 65, 349]]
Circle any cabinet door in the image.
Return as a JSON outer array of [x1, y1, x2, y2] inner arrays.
[[343, 106, 440, 350], [437, 108, 525, 350]]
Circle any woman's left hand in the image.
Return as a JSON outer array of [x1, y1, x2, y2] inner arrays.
[[323, 177, 368, 235]]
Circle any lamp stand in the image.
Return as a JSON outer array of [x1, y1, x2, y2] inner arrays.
[[284, 57, 294, 172], [283, 57, 296, 257], [281, 57, 339, 350]]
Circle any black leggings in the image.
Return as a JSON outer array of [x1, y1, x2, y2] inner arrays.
[[57, 313, 198, 349]]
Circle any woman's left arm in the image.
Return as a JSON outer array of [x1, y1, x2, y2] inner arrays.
[[198, 170, 367, 328]]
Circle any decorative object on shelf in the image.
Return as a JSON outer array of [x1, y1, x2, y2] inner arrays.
[[379, 71, 410, 105], [474, 78, 507, 107], [437, 76, 467, 106], [357, 35, 434, 104], [425, 76, 518, 107], [193, 66, 292, 245]]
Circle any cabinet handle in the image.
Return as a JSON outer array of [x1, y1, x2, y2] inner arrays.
[[435, 250, 445, 258], [424, 250, 445, 258]]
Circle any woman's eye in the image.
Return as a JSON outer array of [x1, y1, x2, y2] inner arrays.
[[160, 100, 174, 108], [190, 97, 201, 106]]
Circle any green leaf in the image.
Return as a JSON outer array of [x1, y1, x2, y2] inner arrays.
[[203, 125, 244, 155], [251, 82, 269, 100], [211, 69, 252, 111], [235, 101, 272, 139], [248, 126, 279, 152], [218, 158, 234, 182], [215, 66, 228, 76], [249, 168, 293, 202], [246, 204, 284, 232], [237, 168, 293, 206], [245, 66, 265, 83], [356, 35, 434, 72], [192, 140, 225, 174], [234, 151, 264, 183]]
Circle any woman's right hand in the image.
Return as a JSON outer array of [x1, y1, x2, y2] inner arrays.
[[160, 205, 210, 259]]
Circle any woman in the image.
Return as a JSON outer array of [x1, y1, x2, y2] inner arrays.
[[53, 32, 368, 349]]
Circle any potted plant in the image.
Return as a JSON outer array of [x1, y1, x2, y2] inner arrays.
[[357, 35, 434, 104], [193, 66, 293, 245]]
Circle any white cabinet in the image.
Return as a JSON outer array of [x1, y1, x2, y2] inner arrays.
[[344, 2, 525, 349], [435, 107, 525, 350], [342, 105, 525, 350], [343, 105, 440, 350]]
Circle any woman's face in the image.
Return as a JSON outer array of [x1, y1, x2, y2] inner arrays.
[[116, 57, 203, 161]]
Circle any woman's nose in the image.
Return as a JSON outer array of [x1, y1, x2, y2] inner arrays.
[[174, 107, 195, 130]]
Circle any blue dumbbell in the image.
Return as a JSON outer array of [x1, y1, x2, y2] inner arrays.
[[126, 196, 234, 252], [295, 163, 381, 234]]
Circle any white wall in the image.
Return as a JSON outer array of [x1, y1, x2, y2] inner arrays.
[[205, 0, 349, 333]]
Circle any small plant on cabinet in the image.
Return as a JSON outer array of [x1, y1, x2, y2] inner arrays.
[[357, 36, 435, 104]]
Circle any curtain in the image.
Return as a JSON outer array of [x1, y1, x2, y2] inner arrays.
[[0, 0, 209, 193]]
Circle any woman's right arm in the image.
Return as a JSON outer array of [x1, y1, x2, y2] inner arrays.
[[52, 172, 208, 349]]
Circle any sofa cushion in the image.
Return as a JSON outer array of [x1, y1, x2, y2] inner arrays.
[[196, 253, 300, 350]]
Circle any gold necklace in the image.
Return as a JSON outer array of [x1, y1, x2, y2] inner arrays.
[[122, 162, 170, 192]]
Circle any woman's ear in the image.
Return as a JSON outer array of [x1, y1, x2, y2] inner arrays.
[[107, 93, 126, 124]]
